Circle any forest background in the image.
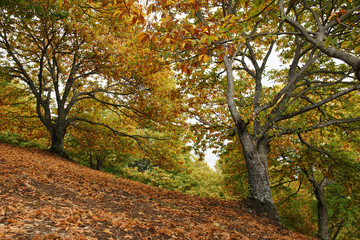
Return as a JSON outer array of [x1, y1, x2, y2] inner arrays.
[[0, 0, 360, 239]]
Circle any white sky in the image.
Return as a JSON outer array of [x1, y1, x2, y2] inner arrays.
[[205, 148, 218, 170]]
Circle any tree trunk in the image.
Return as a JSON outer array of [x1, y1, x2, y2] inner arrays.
[[305, 170, 332, 240], [96, 155, 106, 170], [223, 55, 279, 222], [49, 124, 70, 159], [313, 182, 330, 240], [239, 130, 279, 222]]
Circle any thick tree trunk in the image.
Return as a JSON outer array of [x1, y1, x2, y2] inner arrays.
[[239, 130, 279, 222], [49, 124, 70, 159]]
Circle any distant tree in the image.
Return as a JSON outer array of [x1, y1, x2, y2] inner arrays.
[[270, 120, 360, 240]]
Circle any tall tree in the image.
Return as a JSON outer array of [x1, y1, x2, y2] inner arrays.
[[141, 0, 360, 221], [0, 0, 179, 158]]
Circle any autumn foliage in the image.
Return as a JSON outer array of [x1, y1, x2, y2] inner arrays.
[[1, 0, 360, 239]]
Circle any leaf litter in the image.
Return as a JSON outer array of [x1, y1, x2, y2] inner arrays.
[[0, 143, 315, 239]]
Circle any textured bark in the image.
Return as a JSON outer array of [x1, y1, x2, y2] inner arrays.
[[48, 122, 70, 159], [239, 131, 279, 222], [314, 185, 329, 240], [306, 172, 332, 240], [224, 56, 279, 222]]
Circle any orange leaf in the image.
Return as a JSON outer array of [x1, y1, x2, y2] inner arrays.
[[132, 17, 137, 25], [336, 16, 341, 24]]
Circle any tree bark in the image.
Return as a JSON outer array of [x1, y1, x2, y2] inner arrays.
[[305, 170, 332, 240], [48, 122, 70, 159], [239, 130, 279, 222], [224, 55, 279, 222], [315, 186, 329, 240], [311, 179, 331, 240]]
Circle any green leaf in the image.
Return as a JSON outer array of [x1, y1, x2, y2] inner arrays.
[[332, 36, 338, 45], [324, 37, 332, 48], [354, 45, 360, 53]]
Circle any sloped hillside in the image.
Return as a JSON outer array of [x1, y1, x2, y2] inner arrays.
[[0, 143, 314, 239]]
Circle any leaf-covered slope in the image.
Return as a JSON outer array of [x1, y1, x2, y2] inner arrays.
[[0, 143, 314, 240]]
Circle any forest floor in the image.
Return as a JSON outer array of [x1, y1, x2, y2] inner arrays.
[[0, 143, 315, 240]]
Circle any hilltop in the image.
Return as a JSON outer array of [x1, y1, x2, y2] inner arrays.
[[0, 143, 314, 239]]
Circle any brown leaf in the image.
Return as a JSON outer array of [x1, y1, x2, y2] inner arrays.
[[103, 229, 114, 235]]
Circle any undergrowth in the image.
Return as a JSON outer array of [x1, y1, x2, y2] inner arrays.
[[0, 131, 232, 200]]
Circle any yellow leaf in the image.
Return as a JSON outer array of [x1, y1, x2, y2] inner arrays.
[[137, 33, 148, 43], [199, 54, 210, 63], [150, 34, 158, 43], [354, 45, 360, 53], [113, 10, 121, 17], [199, 54, 204, 62], [203, 54, 210, 63], [224, 14, 234, 20], [341, 41, 349, 49], [181, 42, 187, 49], [103, 229, 114, 235]]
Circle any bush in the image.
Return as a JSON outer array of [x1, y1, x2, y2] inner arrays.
[[104, 162, 230, 199], [0, 131, 47, 148]]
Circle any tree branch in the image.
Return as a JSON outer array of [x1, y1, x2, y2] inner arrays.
[[278, 116, 360, 137]]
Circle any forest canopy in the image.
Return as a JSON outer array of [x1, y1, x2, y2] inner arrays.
[[1, 0, 360, 239]]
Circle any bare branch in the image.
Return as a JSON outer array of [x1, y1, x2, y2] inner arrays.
[[276, 84, 360, 122], [278, 116, 360, 137]]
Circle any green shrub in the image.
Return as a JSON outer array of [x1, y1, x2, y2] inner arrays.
[[0, 131, 47, 148], [104, 162, 230, 199]]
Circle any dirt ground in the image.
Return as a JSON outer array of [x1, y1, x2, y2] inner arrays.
[[0, 143, 315, 239]]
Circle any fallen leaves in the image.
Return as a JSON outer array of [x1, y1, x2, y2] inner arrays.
[[0, 143, 315, 239]]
